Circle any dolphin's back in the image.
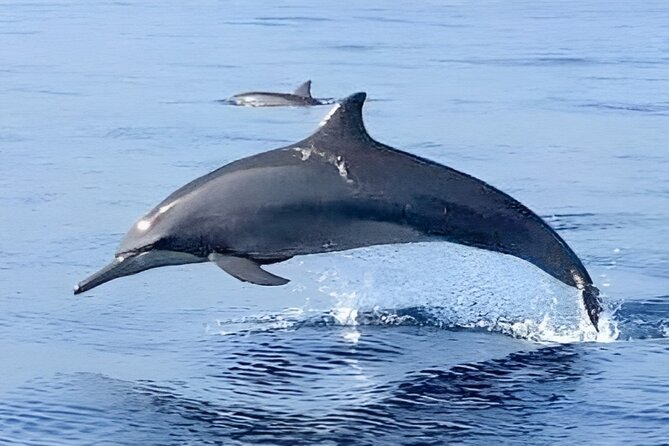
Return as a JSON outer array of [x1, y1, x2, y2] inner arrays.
[[340, 143, 591, 289]]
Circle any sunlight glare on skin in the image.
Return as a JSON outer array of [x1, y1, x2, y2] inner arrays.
[[319, 103, 340, 127], [136, 219, 151, 231], [159, 200, 179, 214]]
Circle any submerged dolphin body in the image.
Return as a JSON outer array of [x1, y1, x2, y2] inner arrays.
[[75, 92, 603, 329], [228, 80, 325, 107]]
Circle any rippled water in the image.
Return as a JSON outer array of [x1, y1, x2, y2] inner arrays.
[[1, 1, 668, 445]]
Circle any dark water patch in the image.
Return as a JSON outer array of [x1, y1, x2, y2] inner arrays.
[[353, 15, 420, 25], [0, 131, 26, 143], [103, 127, 290, 147], [162, 62, 239, 69], [328, 44, 378, 52], [542, 212, 615, 232], [614, 296, 669, 340], [437, 57, 607, 67], [579, 101, 669, 115], [105, 126, 178, 140], [582, 75, 669, 82], [0, 191, 64, 206], [0, 344, 588, 445], [613, 153, 669, 162], [619, 261, 669, 282], [0, 2, 71, 9], [139, 342, 665, 443], [542, 212, 665, 235], [254, 16, 333, 23], [390, 345, 583, 412], [7, 87, 82, 96], [164, 99, 220, 105], [1, 328, 666, 445], [220, 20, 292, 28], [0, 30, 39, 35], [145, 33, 205, 39]]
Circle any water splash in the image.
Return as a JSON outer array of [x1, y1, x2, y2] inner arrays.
[[260, 242, 624, 342]]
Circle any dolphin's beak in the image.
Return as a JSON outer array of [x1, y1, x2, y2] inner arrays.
[[73, 250, 206, 295], [74, 254, 144, 295]]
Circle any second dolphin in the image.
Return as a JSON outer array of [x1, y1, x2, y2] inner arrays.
[[227, 80, 325, 107]]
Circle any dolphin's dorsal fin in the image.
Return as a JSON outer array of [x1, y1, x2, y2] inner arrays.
[[311, 92, 370, 142], [293, 80, 312, 98]]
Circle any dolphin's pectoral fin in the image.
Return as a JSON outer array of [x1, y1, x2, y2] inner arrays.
[[210, 254, 290, 286]]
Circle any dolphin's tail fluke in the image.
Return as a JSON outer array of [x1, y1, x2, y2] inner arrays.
[[582, 284, 603, 331]]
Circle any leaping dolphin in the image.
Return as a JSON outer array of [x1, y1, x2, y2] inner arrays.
[[227, 80, 325, 107], [75, 92, 603, 329]]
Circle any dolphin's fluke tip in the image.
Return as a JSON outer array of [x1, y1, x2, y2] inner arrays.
[[582, 284, 603, 331], [73, 283, 82, 295]]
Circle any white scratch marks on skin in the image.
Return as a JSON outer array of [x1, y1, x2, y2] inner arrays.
[[293, 147, 312, 161], [572, 270, 585, 289], [334, 155, 349, 180], [293, 144, 353, 183], [322, 241, 336, 249], [319, 103, 340, 127]]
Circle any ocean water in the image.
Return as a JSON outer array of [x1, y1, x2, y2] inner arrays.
[[1, 1, 668, 445]]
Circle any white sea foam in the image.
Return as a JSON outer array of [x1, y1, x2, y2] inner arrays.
[[281, 241, 620, 343]]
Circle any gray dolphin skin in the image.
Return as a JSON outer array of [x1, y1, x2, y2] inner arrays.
[[227, 80, 325, 107], [74, 92, 603, 329]]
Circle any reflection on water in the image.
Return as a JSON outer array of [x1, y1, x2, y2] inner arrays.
[[3, 327, 668, 445]]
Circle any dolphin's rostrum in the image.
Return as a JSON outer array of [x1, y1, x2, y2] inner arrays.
[[75, 92, 603, 329]]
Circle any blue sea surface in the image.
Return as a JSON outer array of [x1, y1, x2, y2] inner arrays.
[[1, 1, 668, 445]]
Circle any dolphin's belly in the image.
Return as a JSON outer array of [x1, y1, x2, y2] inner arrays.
[[224, 207, 427, 260]]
